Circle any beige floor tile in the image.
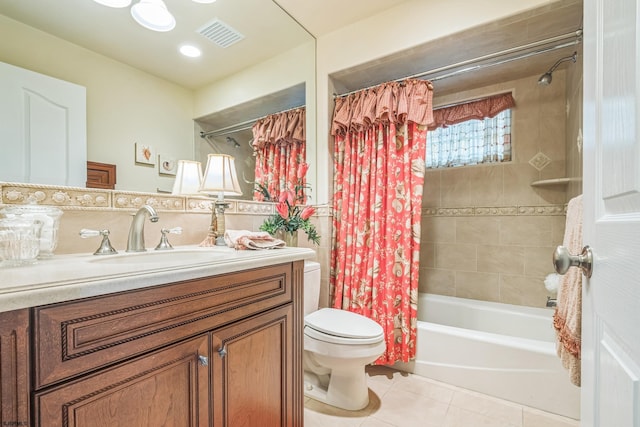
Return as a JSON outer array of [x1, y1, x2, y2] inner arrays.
[[359, 418, 398, 427], [303, 367, 580, 427], [450, 388, 523, 426], [369, 388, 449, 427], [444, 405, 520, 427], [304, 395, 376, 427], [523, 407, 580, 427], [389, 372, 456, 405]]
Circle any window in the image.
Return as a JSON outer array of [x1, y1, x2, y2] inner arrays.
[[426, 108, 512, 168], [425, 92, 515, 169]]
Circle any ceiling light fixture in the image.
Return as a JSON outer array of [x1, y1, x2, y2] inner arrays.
[[131, 0, 176, 32], [179, 45, 202, 58], [192, 0, 217, 3], [93, 0, 132, 7]]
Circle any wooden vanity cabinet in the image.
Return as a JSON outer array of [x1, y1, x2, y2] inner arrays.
[[1, 260, 304, 427], [0, 308, 30, 427]]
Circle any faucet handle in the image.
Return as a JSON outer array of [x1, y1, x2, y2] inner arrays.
[[155, 227, 182, 250], [80, 229, 118, 255]]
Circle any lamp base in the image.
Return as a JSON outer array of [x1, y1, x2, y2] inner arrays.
[[199, 200, 229, 247]]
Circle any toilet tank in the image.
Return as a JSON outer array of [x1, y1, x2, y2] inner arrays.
[[303, 261, 321, 316]]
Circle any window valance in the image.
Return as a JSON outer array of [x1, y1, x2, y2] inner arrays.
[[429, 92, 515, 130]]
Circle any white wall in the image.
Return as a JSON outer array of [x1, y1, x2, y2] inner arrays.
[[0, 15, 194, 193], [314, 0, 555, 204]]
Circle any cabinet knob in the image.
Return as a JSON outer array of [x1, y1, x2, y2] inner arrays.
[[218, 346, 227, 358], [198, 355, 208, 366]]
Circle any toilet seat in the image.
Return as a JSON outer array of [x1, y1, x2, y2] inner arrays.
[[304, 308, 384, 345]]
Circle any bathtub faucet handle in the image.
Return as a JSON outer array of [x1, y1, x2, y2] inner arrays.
[[553, 245, 593, 278]]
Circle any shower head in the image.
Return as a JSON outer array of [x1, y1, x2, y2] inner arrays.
[[538, 51, 577, 86], [538, 72, 553, 86]]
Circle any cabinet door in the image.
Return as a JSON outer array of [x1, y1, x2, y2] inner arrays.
[[35, 335, 210, 427], [212, 305, 294, 427], [0, 309, 30, 427]]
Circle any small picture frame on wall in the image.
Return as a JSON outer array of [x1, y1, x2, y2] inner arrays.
[[135, 142, 156, 166], [158, 154, 177, 176]]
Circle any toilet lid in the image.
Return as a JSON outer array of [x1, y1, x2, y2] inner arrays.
[[304, 308, 384, 343]]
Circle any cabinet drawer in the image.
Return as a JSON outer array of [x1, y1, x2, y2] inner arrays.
[[34, 263, 292, 389]]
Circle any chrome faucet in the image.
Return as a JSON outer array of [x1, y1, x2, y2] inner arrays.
[[126, 205, 159, 252], [546, 296, 557, 308]]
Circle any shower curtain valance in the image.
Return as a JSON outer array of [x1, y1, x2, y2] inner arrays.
[[252, 107, 307, 203], [429, 92, 515, 130], [252, 107, 306, 149], [331, 79, 434, 136]]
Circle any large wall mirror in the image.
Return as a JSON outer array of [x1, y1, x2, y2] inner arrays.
[[0, 0, 315, 201]]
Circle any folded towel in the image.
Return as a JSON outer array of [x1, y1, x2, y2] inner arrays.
[[553, 194, 583, 387], [224, 230, 286, 250]]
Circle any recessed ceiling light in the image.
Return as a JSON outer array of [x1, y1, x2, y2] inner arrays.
[[93, 0, 132, 7], [131, 0, 176, 32], [192, 0, 217, 3], [180, 45, 202, 58]]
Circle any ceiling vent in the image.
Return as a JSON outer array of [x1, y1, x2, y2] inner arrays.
[[198, 19, 244, 48]]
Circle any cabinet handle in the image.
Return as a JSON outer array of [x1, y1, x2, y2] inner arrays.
[[218, 346, 227, 358], [198, 355, 209, 366]]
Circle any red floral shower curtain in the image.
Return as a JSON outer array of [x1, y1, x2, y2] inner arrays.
[[330, 79, 434, 364], [252, 107, 306, 202]]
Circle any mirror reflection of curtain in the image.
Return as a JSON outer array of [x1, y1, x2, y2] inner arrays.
[[252, 107, 306, 202], [331, 79, 434, 364]]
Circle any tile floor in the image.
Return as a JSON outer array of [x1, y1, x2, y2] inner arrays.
[[304, 366, 580, 427]]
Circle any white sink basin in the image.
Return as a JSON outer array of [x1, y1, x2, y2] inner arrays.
[[88, 248, 229, 265]]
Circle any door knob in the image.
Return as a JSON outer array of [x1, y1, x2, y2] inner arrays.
[[553, 245, 593, 278]]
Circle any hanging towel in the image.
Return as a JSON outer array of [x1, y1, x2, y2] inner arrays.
[[224, 230, 286, 250], [553, 194, 583, 387]]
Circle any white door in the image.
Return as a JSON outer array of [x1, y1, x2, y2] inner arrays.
[[0, 61, 86, 187], [582, 0, 640, 425]]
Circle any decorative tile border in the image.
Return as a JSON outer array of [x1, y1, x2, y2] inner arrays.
[[1, 182, 111, 209], [0, 182, 329, 218], [422, 204, 566, 217]]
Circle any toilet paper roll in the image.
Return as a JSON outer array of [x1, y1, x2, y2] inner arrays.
[[544, 273, 561, 293]]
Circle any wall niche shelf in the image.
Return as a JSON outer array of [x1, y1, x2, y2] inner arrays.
[[530, 177, 582, 187]]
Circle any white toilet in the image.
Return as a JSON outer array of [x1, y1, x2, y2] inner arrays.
[[303, 261, 386, 410]]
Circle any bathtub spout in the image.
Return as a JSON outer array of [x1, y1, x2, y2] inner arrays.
[[546, 297, 557, 308]]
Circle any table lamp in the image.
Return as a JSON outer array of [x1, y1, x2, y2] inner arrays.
[[199, 154, 242, 246], [171, 160, 204, 196]]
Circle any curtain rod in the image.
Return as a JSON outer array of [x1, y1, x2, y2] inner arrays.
[[200, 105, 305, 139], [334, 29, 582, 98]]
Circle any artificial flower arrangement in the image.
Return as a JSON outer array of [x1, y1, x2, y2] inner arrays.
[[257, 163, 320, 245]]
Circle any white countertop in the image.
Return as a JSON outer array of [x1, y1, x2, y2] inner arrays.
[[0, 246, 316, 313]]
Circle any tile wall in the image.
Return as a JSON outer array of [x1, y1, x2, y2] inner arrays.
[[420, 70, 580, 307]]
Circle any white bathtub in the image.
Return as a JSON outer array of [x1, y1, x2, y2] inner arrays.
[[394, 293, 580, 419]]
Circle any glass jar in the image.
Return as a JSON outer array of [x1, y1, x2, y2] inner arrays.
[[0, 217, 43, 267], [1, 204, 63, 258]]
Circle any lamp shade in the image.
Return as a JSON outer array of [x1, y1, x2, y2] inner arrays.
[[199, 154, 242, 196], [171, 160, 203, 195]]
